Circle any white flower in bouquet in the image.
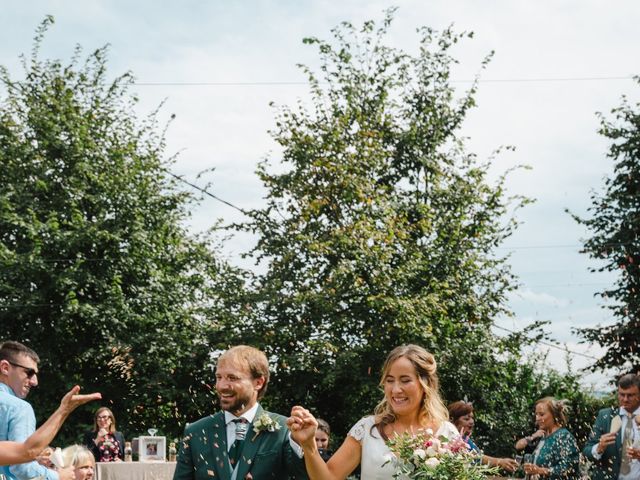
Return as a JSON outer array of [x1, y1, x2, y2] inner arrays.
[[413, 449, 426, 461], [425, 457, 440, 467]]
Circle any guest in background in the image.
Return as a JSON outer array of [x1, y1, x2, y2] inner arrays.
[[522, 397, 580, 479], [583, 373, 640, 480], [61, 446, 95, 480], [447, 400, 518, 473], [1, 341, 75, 480], [315, 419, 333, 462], [83, 407, 124, 462]]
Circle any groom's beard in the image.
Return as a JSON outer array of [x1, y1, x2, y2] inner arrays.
[[218, 390, 253, 414]]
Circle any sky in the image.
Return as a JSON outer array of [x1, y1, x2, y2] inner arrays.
[[2, 1, 640, 390]]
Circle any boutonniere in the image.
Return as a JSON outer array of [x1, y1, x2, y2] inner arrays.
[[252, 413, 281, 440]]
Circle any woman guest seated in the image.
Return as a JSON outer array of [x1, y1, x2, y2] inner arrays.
[[61, 446, 95, 480], [287, 344, 459, 479], [447, 400, 518, 473], [522, 397, 580, 479], [83, 407, 124, 462], [0, 386, 100, 466]]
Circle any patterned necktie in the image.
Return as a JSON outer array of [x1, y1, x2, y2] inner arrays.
[[228, 418, 248, 467], [620, 413, 633, 475]]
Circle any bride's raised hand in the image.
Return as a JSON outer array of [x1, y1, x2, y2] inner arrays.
[[287, 406, 318, 450]]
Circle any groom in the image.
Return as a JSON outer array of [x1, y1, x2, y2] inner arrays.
[[173, 345, 308, 480]]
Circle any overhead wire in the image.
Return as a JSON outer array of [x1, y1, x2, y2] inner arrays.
[[130, 75, 636, 87], [492, 324, 600, 360]]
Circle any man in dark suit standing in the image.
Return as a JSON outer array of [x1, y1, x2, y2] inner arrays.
[[173, 345, 308, 480], [583, 373, 640, 480]]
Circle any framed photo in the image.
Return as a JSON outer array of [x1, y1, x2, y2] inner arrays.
[[138, 436, 166, 462]]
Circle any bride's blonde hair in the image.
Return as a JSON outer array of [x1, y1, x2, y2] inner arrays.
[[374, 345, 449, 438]]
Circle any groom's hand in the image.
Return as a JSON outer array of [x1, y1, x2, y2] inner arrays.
[[287, 406, 317, 451]]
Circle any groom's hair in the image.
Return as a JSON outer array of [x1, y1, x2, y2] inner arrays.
[[219, 345, 270, 400]]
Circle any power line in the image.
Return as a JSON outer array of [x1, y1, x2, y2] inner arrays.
[[463, 75, 635, 84], [492, 324, 600, 360], [497, 244, 582, 250], [165, 168, 291, 223], [520, 282, 611, 288], [131, 75, 636, 87], [163, 169, 248, 215]]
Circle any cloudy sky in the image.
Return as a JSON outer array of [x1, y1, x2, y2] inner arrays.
[[3, 1, 640, 388]]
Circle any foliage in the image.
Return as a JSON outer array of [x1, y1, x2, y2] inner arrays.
[[237, 9, 560, 455], [0, 17, 245, 443], [571, 77, 640, 372]]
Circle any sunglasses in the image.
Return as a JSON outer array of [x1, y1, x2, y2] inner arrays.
[[7, 360, 38, 379], [97, 415, 111, 420]]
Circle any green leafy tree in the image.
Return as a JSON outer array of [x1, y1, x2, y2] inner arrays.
[[573, 77, 640, 372], [239, 11, 545, 454], [0, 17, 245, 442]]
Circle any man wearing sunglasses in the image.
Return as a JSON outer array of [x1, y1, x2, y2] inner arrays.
[[0, 341, 75, 480]]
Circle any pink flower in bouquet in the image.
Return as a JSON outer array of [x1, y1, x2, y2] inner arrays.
[[445, 435, 471, 454]]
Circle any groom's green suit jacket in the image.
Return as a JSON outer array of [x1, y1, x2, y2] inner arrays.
[[173, 405, 308, 480]]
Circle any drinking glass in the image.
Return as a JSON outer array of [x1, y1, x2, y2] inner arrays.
[[523, 454, 534, 480], [147, 428, 158, 436]]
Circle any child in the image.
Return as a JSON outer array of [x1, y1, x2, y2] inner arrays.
[[61, 445, 95, 480], [315, 418, 333, 462]]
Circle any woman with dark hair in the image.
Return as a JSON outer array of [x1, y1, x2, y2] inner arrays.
[[83, 407, 125, 462], [522, 397, 580, 479], [287, 344, 459, 479], [448, 400, 518, 473]]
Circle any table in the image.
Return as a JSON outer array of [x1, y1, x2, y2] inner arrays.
[[96, 462, 176, 480]]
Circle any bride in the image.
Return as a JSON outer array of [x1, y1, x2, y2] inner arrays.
[[288, 344, 458, 479]]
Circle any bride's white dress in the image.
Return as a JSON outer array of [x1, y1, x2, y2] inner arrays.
[[348, 416, 459, 480]]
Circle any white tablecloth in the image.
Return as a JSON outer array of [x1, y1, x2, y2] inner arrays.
[[96, 462, 176, 480]]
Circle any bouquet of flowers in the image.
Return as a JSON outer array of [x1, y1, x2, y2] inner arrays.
[[384, 429, 499, 480]]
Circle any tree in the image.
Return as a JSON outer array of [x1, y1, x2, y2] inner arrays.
[[239, 10, 543, 453], [573, 77, 640, 372], [0, 17, 245, 442]]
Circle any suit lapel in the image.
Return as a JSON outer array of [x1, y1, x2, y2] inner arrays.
[[209, 412, 231, 480], [235, 405, 264, 480]]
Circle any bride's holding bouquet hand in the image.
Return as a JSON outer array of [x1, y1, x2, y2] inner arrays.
[[287, 344, 495, 480]]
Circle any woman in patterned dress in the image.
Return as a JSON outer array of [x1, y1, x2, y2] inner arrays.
[[83, 407, 125, 462]]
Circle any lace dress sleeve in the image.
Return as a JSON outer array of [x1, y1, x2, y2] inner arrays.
[[437, 421, 460, 440], [348, 416, 371, 442]]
